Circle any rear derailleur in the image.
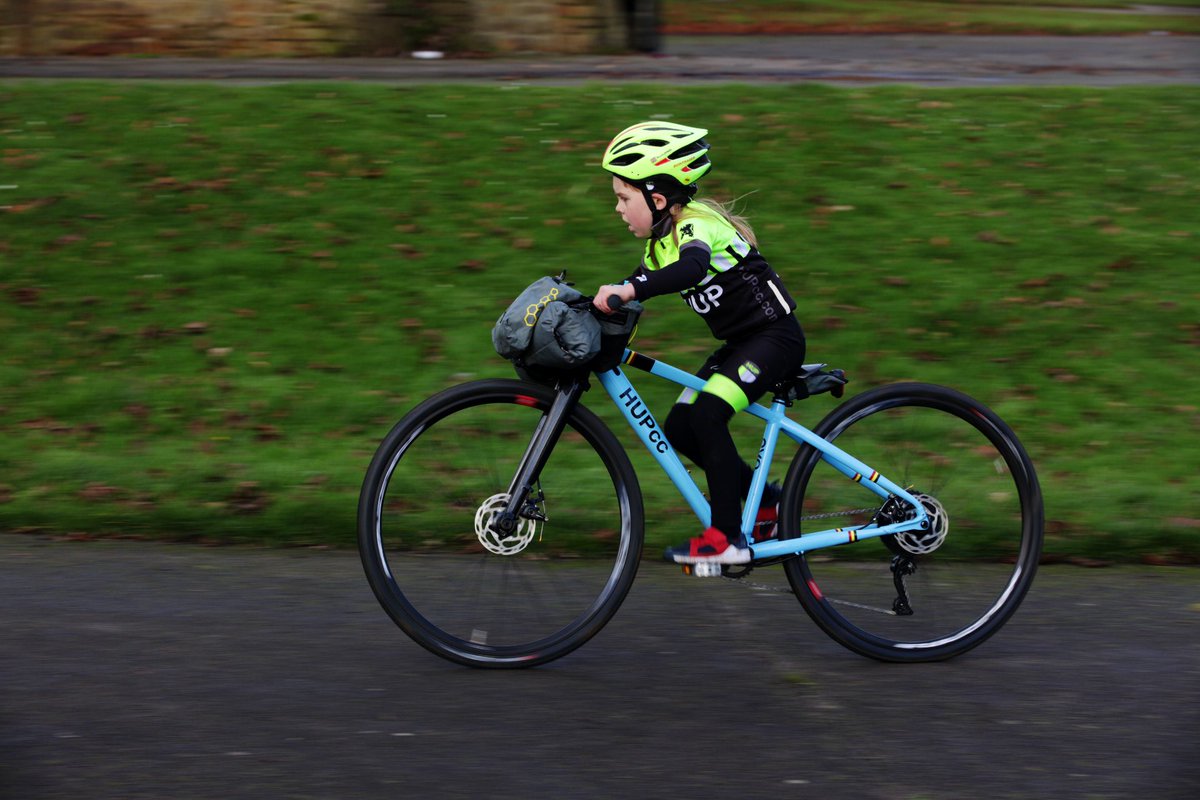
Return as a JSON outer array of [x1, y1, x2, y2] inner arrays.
[[875, 496, 918, 616], [890, 555, 915, 616]]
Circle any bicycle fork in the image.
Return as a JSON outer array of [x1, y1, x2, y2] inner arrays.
[[494, 380, 587, 535]]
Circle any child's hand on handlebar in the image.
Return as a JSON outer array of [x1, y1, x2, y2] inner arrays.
[[594, 283, 636, 314]]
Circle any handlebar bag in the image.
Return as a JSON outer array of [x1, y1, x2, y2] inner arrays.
[[492, 276, 601, 369]]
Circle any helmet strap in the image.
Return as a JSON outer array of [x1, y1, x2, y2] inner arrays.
[[640, 179, 697, 240]]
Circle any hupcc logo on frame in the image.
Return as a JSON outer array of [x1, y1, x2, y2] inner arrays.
[[617, 387, 669, 453]]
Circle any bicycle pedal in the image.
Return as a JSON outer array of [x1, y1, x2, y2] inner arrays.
[[682, 562, 722, 578]]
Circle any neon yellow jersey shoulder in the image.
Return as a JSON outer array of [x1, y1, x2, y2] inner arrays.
[[642, 205, 749, 273]]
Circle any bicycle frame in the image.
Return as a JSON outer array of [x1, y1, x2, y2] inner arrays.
[[596, 350, 930, 559]]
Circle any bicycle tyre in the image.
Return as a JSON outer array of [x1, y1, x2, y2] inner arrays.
[[779, 383, 1043, 662], [357, 379, 644, 668]]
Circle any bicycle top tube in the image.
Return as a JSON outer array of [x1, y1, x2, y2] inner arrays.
[[617, 349, 807, 421]]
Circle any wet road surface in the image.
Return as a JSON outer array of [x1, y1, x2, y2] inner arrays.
[[2, 536, 1197, 799]]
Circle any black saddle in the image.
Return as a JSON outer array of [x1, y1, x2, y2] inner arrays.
[[772, 363, 848, 403]]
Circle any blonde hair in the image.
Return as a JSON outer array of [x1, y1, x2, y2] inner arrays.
[[676, 197, 758, 249]]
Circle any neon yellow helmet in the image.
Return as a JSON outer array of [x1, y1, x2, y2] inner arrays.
[[602, 121, 712, 187]]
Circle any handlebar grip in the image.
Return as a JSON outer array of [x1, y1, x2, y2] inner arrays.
[[606, 295, 625, 312]]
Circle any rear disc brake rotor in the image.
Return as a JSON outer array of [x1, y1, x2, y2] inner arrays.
[[893, 492, 949, 555]]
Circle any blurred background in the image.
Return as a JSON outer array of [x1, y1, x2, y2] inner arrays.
[[1, 0, 637, 57], [1, 1, 1197, 561], [4, 0, 1200, 57]]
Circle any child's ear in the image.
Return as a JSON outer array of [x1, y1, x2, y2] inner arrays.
[[651, 193, 668, 211]]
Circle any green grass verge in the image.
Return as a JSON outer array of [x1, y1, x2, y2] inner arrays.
[[1, 82, 1197, 561], [664, 0, 1200, 36]]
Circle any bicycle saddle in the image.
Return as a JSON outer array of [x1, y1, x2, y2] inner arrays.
[[773, 363, 848, 402]]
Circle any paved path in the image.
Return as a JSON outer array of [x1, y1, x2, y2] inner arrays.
[[2, 35, 1198, 86], [2, 536, 1197, 799]]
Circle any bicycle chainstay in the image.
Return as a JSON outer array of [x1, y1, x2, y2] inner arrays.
[[719, 505, 883, 591]]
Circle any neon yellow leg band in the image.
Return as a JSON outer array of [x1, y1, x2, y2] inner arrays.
[[701, 373, 750, 413]]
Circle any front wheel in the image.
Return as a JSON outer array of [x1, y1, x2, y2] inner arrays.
[[780, 383, 1043, 662], [357, 379, 644, 668]]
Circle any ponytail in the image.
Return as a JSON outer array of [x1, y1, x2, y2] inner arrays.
[[672, 197, 758, 249]]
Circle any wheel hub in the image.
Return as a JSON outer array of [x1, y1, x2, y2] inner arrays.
[[475, 493, 540, 555]]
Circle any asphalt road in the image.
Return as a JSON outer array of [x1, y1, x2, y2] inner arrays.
[[2, 34, 1198, 86], [2, 536, 1197, 799]]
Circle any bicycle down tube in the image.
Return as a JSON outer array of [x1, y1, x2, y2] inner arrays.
[[595, 351, 930, 559]]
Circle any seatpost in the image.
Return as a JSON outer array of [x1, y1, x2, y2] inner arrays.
[[495, 377, 587, 533]]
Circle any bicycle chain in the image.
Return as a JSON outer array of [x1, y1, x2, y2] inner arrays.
[[795, 506, 879, 521]]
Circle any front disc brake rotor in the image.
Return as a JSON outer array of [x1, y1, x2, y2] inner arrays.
[[474, 493, 540, 555]]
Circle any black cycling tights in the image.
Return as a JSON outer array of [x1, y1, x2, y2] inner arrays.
[[664, 392, 756, 538]]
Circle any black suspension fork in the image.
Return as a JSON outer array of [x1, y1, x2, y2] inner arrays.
[[494, 379, 587, 534]]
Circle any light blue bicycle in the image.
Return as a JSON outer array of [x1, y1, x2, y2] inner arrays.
[[358, 308, 1043, 668]]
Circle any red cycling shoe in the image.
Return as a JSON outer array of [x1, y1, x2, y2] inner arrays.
[[663, 527, 751, 565]]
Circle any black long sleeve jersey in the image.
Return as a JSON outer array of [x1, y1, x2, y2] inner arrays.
[[628, 204, 797, 341]]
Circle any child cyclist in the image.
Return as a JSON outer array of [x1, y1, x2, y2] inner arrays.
[[593, 121, 806, 566]]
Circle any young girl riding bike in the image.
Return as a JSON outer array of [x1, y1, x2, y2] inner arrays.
[[593, 121, 806, 566]]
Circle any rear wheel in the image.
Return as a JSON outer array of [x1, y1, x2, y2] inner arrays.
[[780, 383, 1043, 662], [358, 379, 644, 668]]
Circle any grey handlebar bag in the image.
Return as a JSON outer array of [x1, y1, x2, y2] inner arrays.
[[492, 276, 602, 371]]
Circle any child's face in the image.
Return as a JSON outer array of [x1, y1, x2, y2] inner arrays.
[[612, 177, 663, 239]]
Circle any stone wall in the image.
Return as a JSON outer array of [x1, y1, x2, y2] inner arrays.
[[0, 0, 629, 57], [471, 0, 624, 55]]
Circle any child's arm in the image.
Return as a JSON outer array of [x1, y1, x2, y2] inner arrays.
[[627, 244, 710, 301]]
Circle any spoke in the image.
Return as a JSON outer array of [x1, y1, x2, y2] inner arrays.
[[827, 597, 899, 616]]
